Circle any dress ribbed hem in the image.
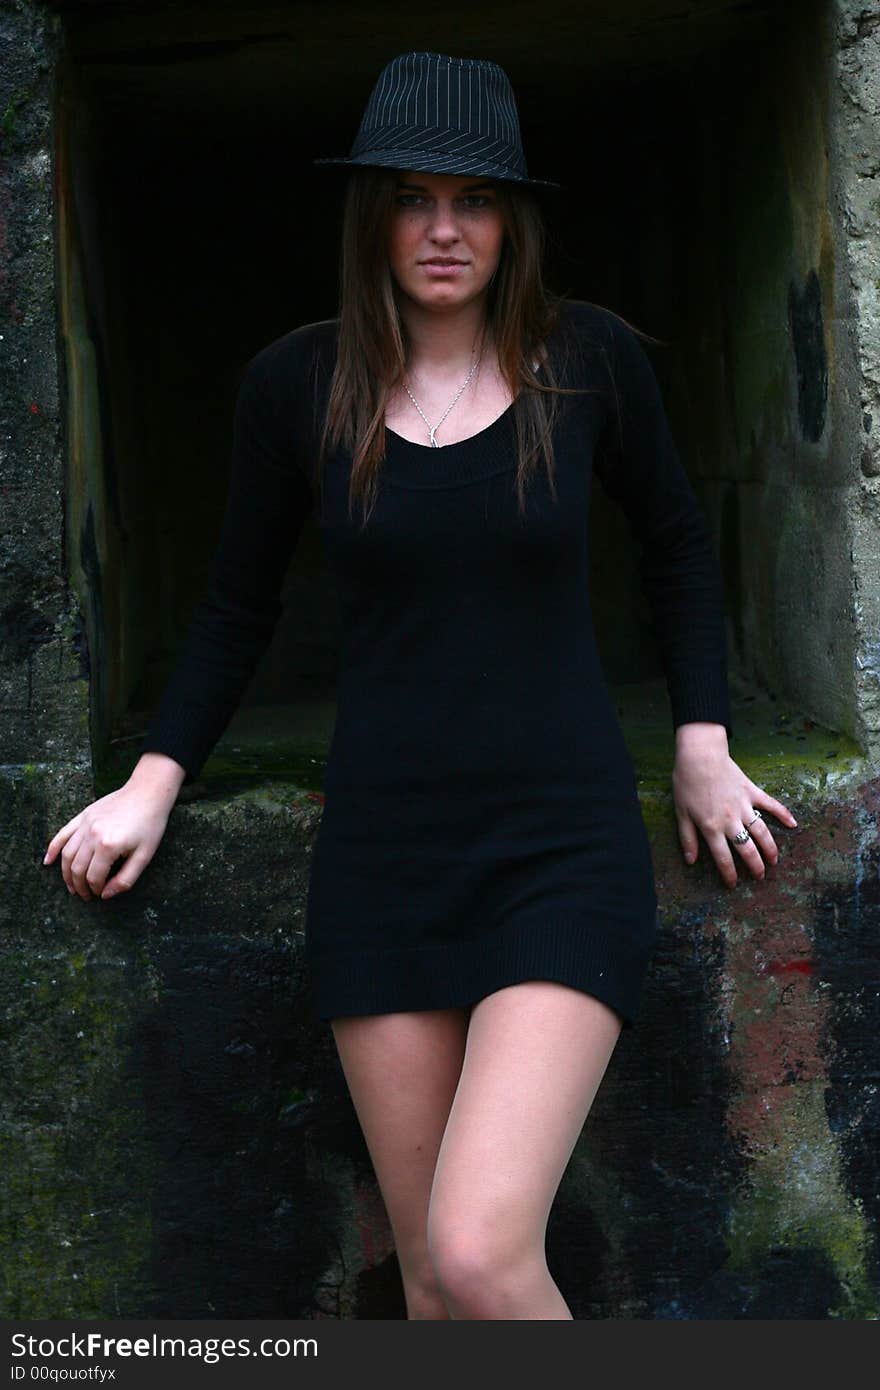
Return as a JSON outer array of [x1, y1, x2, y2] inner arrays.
[[306, 909, 661, 1032]]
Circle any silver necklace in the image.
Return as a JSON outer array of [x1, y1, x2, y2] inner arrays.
[[403, 349, 482, 448]]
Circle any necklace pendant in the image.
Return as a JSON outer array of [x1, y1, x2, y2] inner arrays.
[[405, 345, 482, 449]]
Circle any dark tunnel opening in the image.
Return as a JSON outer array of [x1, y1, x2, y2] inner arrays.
[[52, 0, 838, 790]]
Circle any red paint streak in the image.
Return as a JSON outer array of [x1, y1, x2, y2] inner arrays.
[[305, 791, 326, 804], [29, 403, 39, 414], [724, 890, 827, 1146], [758, 957, 815, 977]]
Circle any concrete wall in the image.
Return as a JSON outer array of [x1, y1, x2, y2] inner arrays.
[[1, 0, 879, 1319], [836, 3, 880, 753]]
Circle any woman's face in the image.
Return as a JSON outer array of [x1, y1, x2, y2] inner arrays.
[[387, 169, 506, 312]]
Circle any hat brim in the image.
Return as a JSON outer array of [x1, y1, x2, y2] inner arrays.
[[313, 150, 561, 191]]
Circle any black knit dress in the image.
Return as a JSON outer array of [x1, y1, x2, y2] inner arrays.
[[141, 299, 732, 1030]]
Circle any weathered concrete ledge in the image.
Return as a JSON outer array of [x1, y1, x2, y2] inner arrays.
[[3, 677, 878, 1316]]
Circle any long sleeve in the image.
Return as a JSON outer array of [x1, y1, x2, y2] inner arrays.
[[139, 347, 315, 784], [591, 310, 733, 740]]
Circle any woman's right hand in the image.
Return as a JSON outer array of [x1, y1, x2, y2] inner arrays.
[[42, 752, 188, 902]]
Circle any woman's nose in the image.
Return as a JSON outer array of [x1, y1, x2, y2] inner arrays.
[[427, 202, 460, 240]]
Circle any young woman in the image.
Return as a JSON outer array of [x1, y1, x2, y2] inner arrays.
[[44, 52, 797, 1319]]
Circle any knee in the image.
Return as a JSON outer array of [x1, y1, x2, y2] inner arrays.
[[427, 1213, 536, 1318], [427, 1223, 500, 1315]]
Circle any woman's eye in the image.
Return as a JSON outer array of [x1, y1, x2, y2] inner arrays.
[[394, 193, 492, 209]]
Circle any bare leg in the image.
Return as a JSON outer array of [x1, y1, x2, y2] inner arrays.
[[331, 1006, 470, 1319], [426, 980, 623, 1319]]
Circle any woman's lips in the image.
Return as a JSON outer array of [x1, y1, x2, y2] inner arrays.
[[420, 260, 468, 276]]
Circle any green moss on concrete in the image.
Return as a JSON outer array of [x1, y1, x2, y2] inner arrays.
[[99, 677, 869, 820], [0, 948, 157, 1316], [725, 1082, 879, 1320], [0, 85, 34, 141], [1, 1113, 153, 1318], [0, 768, 157, 1315], [623, 685, 866, 844]]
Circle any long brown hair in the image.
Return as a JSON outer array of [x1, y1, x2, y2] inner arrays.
[[316, 166, 590, 525]]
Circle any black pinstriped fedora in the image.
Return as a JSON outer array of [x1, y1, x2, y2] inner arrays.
[[314, 51, 560, 190]]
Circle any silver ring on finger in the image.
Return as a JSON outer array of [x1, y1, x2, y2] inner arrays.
[[731, 826, 751, 845], [746, 809, 763, 829]]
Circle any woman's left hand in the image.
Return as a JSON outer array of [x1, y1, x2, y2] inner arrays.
[[672, 722, 799, 888]]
